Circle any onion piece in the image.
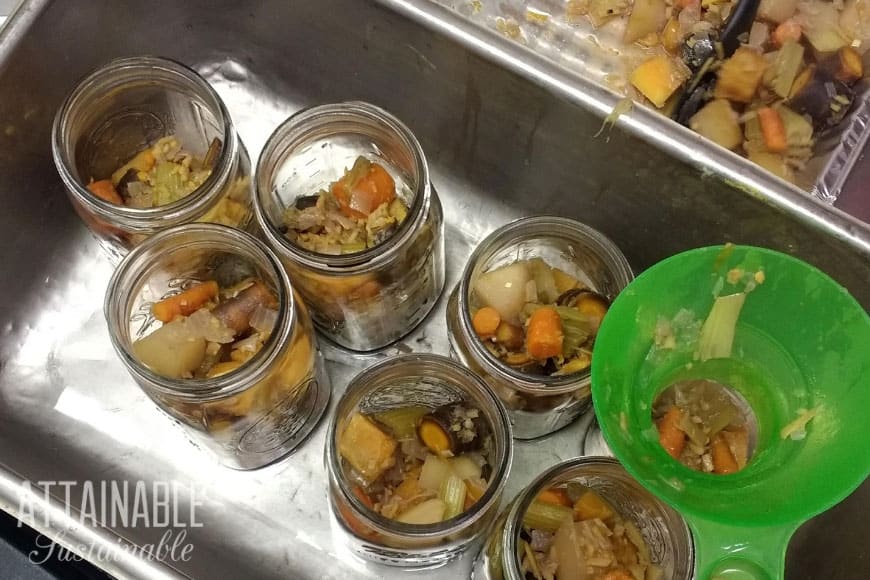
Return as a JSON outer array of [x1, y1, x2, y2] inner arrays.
[[748, 21, 769, 47], [185, 308, 236, 343], [249, 305, 279, 333], [231, 332, 265, 354]]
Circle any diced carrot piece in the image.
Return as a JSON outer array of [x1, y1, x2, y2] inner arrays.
[[536, 488, 573, 508], [472, 306, 501, 337], [772, 20, 801, 48], [465, 478, 487, 510], [338, 486, 378, 539], [333, 161, 396, 218], [86, 179, 123, 205], [757, 107, 788, 153], [526, 307, 564, 360], [151, 281, 219, 323], [658, 406, 686, 459], [835, 46, 864, 83], [712, 434, 740, 474]]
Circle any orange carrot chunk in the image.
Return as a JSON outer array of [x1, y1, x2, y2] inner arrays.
[[151, 281, 220, 323], [87, 179, 123, 205], [536, 488, 573, 508], [772, 20, 801, 48], [339, 486, 378, 539], [333, 160, 396, 218], [472, 306, 502, 337], [526, 307, 563, 360], [658, 406, 687, 459], [757, 107, 788, 154], [712, 434, 740, 474]]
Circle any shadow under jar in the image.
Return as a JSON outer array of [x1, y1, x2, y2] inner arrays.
[[472, 457, 695, 580], [52, 56, 254, 263], [325, 354, 513, 567], [254, 102, 445, 352], [447, 217, 633, 440], [104, 224, 330, 469]]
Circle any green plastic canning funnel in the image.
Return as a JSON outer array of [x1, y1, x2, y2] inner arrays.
[[591, 245, 870, 580]]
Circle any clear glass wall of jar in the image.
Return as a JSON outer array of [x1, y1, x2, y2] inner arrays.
[[447, 217, 633, 440], [52, 56, 254, 263], [472, 457, 695, 580], [254, 102, 445, 352], [104, 224, 330, 469], [325, 354, 513, 567]]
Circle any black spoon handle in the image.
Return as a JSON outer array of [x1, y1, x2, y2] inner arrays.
[[720, 0, 763, 55]]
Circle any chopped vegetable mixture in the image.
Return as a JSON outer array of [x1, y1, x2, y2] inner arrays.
[[653, 379, 754, 474], [133, 277, 279, 381], [87, 136, 219, 208], [471, 258, 610, 376], [520, 483, 661, 580], [282, 156, 410, 254], [500, 0, 870, 185], [338, 402, 493, 528]]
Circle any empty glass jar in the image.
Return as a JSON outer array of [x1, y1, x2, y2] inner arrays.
[[447, 216, 633, 439], [254, 101, 445, 351], [472, 457, 695, 580], [325, 354, 512, 567], [52, 56, 254, 262], [104, 224, 329, 469]]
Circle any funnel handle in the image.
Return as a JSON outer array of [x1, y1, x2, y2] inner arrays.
[[690, 517, 798, 580]]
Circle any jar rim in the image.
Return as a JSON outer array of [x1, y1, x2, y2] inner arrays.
[[254, 101, 430, 273], [500, 456, 696, 580], [457, 216, 634, 394], [325, 353, 513, 539], [51, 56, 238, 231], [103, 223, 296, 399]]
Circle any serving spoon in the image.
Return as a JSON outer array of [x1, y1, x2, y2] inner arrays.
[[672, 0, 762, 125]]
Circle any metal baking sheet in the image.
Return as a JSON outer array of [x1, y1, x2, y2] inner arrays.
[[422, 0, 870, 203], [0, 0, 868, 579]]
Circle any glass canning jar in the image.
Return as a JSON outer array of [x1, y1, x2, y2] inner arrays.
[[254, 102, 445, 352], [447, 216, 633, 440], [104, 224, 329, 469], [325, 354, 513, 567], [472, 457, 695, 580], [52, 56, 254, 262]]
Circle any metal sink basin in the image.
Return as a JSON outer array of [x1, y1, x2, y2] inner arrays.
[[0, 0, 867, 578]]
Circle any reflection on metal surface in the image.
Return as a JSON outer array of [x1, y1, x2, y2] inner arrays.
[[0, 0, 868, 578]]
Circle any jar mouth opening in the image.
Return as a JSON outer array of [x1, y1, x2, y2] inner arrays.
[[52, 56, 237, 228], [457, 216, 634, 395], [254, 101, 429, 272], [502, 457, 695, 579], [326, 354, 513, 538], [104, 224, 294, 399]]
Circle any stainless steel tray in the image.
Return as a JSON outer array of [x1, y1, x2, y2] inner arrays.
[[0, 1, 868, 578], [422, 0, 870, 203]]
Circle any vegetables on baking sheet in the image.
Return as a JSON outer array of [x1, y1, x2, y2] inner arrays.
[[520, 484, 661, 580], [559, 0, 869, 185], [282, 155, 410, 254], [337, 401, 493, 526], [133, 277, 279, 381], [470, 257, 609, 377]]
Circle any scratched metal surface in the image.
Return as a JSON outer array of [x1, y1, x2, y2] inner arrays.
[[0, 0, 868, 578]]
